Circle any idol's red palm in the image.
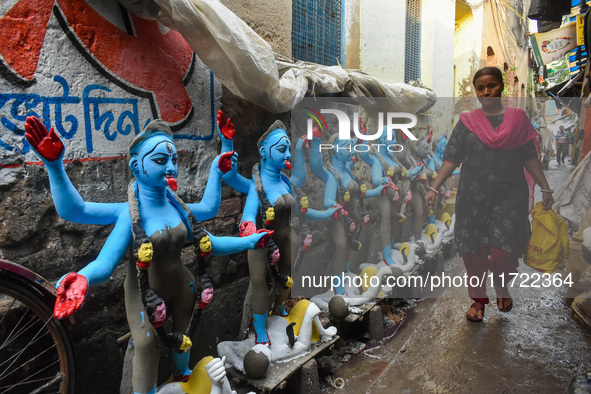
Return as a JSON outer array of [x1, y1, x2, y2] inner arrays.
[[24, 116, 64, 162]]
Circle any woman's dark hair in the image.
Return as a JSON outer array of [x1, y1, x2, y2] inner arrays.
[[472, 66, 504, 89]]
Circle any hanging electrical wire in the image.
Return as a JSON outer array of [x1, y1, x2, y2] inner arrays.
[[500, 0, 528, 21], [490, 0, 512, 61], [495, 0, 526, 45]]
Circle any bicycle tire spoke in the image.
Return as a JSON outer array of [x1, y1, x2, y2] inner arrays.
[[0, 279, 74, 394], [0, 307, 31, 350], [2, 313, 47, 352], [0, 315, 53, 380], [0, 329, 52, 371], [0, 359, 61, 394], [0, 342, 58, 383]]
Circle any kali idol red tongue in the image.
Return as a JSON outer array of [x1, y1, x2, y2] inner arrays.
[[285, 160, 292, 170], [165, 175, 178, 191]]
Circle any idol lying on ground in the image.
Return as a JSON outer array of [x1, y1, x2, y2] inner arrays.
[[24, 116, 272, 394], [357, 213, 455, 272], [305, 125, 455, 315], [311, 213, 455, 314], [302, 123, 404, 315], [309, 264, 403, 313], [217, 299, 336, 378], [358, 125, 423, 266], [156, 357, 235, 394], [216, 113, 338, 377]]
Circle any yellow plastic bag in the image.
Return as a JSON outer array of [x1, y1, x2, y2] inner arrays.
[[524, 202, 569, 274]]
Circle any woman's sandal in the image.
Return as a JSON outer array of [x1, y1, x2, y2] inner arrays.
[[497, 298, 513, 312], [466, 302, 485, 322]]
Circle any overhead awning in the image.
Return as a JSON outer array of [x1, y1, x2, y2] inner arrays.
[[545, 72, 583, 96], [118, 0, 436, 114], [528, 0, 572, 22]]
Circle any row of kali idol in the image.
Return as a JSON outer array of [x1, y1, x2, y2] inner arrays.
[[23, 113, 455, 393]]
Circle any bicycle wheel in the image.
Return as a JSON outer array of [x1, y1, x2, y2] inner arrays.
[[0, 277, 75, 394]]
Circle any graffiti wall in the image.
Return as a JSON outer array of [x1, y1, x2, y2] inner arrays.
[[0, 0, 221, 164], [0, 2, 226, 391]]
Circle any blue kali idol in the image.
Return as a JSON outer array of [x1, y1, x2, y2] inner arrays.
[[25, 116, 272, 394]]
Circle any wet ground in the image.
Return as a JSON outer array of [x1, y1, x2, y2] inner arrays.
[[326, 158, 591, 393]]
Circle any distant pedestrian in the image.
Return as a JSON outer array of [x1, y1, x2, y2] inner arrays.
[[555, 126, 568, 164], [425, 66, 554, 322]]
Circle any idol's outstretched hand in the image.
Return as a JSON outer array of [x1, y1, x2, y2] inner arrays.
[[25, 116, 64, 162]]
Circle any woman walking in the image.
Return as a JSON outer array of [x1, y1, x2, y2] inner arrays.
[[425, 67, 554, 322]]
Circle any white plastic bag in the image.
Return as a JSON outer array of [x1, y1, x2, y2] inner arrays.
[[119, 0, 436, 113], [553, 151, 591, 232]]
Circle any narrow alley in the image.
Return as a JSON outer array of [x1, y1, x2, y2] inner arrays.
[[1, 1, 590, 394], [329, 161, 591, 393]]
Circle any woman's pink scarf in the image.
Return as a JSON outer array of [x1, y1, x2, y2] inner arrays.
[[459, 107, 540, 212]]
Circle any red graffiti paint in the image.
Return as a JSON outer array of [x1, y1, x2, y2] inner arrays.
[[56, 0, 194, 124], [0, 0, 54, 81], [0, 0, 195, 124]]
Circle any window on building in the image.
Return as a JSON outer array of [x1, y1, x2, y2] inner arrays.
[[405, 0, 421, 82], [292, 0, 342, 66]]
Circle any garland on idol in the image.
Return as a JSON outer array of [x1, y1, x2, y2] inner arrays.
[[327, 166, 366, 251], [374, 149, 412, 223], [251, 163, 310, 287], [128, 181, 213, 352]]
